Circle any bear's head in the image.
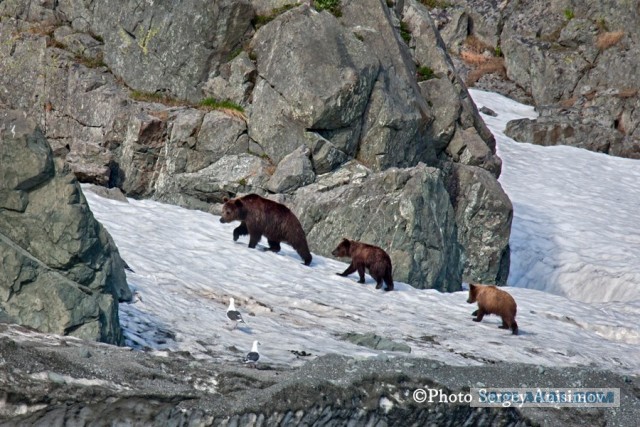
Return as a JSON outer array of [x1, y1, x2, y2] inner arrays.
[[467, 283, 479, 304], [219, 197, 247, 223], [331, 238, 351, 257]]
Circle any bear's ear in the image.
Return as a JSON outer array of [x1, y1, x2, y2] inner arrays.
[[469, 283, 477, 290], [234, 199, 243, 207], [223, 197, 229, 202]]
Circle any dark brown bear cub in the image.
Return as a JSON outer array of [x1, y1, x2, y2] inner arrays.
[[467, 283, 518, 335], [331, 238, 394, 291], [220, 194, 312, 266]]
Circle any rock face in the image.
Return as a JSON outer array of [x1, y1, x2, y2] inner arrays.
[[0, 110, 130, 344], [0, 0, 514, 290], [443, 163, 512, 285], [293, 163, 462, 290], [58, 0, 255, 101], [1, 325, 638, 426], [434, 0, 640, 159]]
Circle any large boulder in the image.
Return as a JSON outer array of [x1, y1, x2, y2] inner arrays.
[[0, 109, 130, 344], [443, 163, 512, 285], [248, 5, 379, 167], [292, 162, 462, 291]]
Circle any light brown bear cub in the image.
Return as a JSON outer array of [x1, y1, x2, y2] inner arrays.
[[467, 283, 518, 335], [331, 238, 394, 291], [220, 194, 312, 266]]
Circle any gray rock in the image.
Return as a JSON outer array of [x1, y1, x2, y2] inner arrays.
[[119, 111, 168, 197], [0, 110, 130, 344], [479, 106, 497, 117], [266, 146, 315, 193], [342, 0, 435, 170], [249, 5, 379, 165], [443, 163, 512, 285], [84, 184, 129, 203], [442, 0, 640, 159], [403, 0, 498, 172], [59, 0, 255, 101], [250, 0, 299, 16], [155, 154, 273, 210], [341, 332, 412, 353], [293, 162, 462, 291], [445, 127, 501, 177], [505, 117, 616, 154], [304, 132, 350, 175], [1, 328, 638, 426], [203, 51, 257, 106]]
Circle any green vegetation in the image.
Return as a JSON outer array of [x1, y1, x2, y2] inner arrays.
[[237, 178, 247, 186], [419, 0, 451, 8], [228, 47, 243, 61], [354, 32, 364, 42], [596, 18, 608, 32], [400, 21, 412, 44], [417, 65, 435, 81], [564, 8, 574, 20], [315, 0, 342, 17], [494, 45, 503, 57], [253, 4, 296, 29], [248, 50, 257, 61], [199, 98, 245, 113]]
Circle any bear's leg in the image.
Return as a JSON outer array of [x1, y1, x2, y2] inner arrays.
[[265, 240, 281, 252], [472, 308, 485, 322], [357, 265, 366, 284], [471, 309, 479, 316], [373, 275, 383, 289], [248, 231, 263, 248], [383, 271, 394, 291], [499, 318, 510, 329], [337, 262, 356, 277], [233, 222, 249, 241]]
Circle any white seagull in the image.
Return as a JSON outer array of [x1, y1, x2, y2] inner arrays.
[[243, 340, 260, 367], [226, 297, 246, 329]]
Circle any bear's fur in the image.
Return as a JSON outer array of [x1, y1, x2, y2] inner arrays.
[[331, 238, 394, 291], [467, 283, 518, 335], [220, 194, 312, 266]]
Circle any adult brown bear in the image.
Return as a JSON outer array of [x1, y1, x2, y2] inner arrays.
[[467, 283, 518, 335], [220, 194, 312, 266], [331, 238, 394, 291]]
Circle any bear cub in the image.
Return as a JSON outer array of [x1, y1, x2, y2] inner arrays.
[[220, 194, 312, 266], [467, 283, 518, 335], [331, 238, 394, 291]]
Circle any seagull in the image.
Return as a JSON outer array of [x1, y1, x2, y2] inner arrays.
[[243, 340, 260, 367], [226, 297, 246, 329]]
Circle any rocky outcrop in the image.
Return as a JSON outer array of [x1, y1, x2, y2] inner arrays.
[[433, 0, 640, 159], [443, 163, 512, 285], [292, 162, 462, 290], [0, 0, 513, 291], [0, 110, 130, 344], [58, 0, 255, 101], [1, 324, 638, 426]]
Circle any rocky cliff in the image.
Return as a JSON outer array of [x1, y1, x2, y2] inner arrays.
[[434, 0, 640, 159], [0, 0, 512, 290], [0, 109, 131, 344]]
